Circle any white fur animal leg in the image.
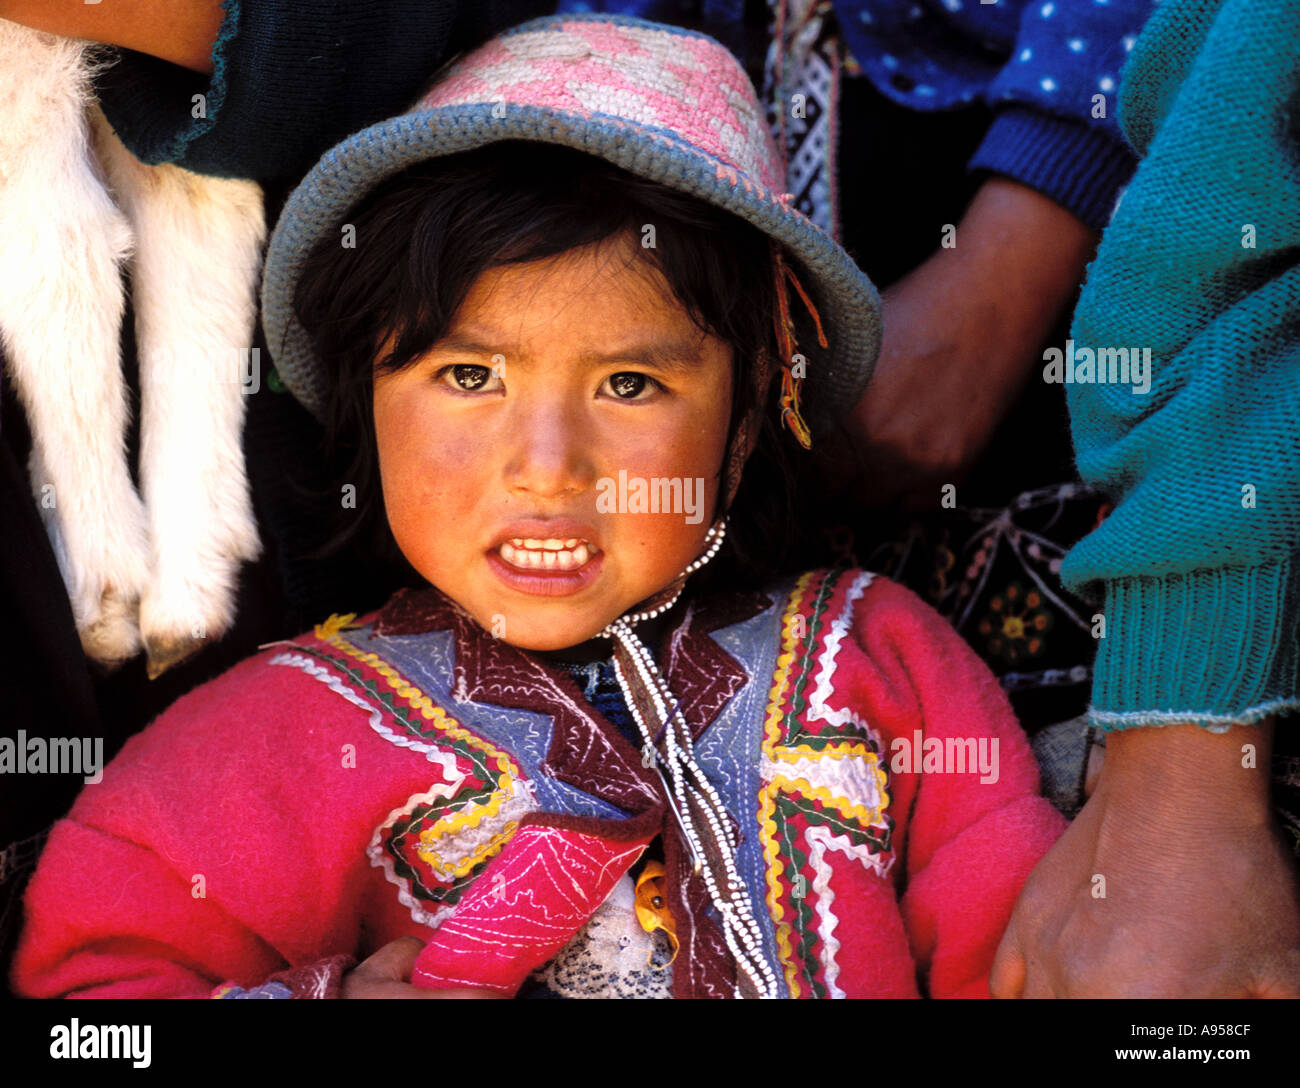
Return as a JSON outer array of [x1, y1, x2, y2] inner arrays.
[[0, 24, 151, 667], [92, 109, 266, 678]]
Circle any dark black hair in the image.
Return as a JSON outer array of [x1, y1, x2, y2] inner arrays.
[[291, 140, 811, 594]]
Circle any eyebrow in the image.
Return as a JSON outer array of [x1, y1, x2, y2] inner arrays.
[[428, 334, 708, 374]]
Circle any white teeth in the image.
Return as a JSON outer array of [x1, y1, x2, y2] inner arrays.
[[497, 538, 597, 571]]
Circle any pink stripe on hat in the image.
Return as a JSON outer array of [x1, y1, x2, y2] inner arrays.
[[412, 19, 784, 194]]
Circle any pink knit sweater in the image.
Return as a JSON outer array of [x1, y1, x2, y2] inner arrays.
[[12, 569, 1064, 998]]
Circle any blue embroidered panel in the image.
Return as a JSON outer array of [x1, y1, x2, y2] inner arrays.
[[691, 576, 797, 996], [342, 626, 629, 820]]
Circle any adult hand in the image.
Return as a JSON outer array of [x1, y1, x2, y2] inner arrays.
[[342, 937, 504, 999], [845, 177, 1097, 508], [0, 0, 223, 73], [991, 718, 1300, 997]]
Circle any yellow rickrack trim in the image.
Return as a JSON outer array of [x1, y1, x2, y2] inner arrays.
[[319, 631, 521, 779], [412, 764, 528, 875], [758, 784, 802, 999], [317, 626, 526, 878], [757, 768, 892, 1000], [418, 820, 521, 879], [413, 774, 514, 841], [755, 571, 897, 997], [764, 772, 890, 836], [756, 572, 821, 998], [767, 740, 881, 765], [761, 571, 820, 761]]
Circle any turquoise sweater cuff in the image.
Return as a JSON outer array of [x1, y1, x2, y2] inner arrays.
[[1087, 555, 1300, 732]]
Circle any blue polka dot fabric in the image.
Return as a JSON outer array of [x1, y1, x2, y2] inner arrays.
[[557, 0, 1154, 231], [837, 0, 1145, 126], [837, 0, 1152, 229]]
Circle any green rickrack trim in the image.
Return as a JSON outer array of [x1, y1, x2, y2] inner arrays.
[[383, 798, 497, 905], [780, 791, 893, 854], [787, 566, 873, 752], [783, 568, 839, 746], [384, 838, 478, 906], [773, 802, 826, 1000]]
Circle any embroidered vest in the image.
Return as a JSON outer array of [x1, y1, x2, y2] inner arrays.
[[270, 567, 894, 998]]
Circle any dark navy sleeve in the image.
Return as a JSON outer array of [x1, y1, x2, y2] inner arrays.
[[92, 0, 554, 183]]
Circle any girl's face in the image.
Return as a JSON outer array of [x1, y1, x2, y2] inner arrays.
[[373, 231, 734, 651]]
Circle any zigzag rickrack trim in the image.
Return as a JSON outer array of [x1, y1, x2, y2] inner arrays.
[[269, 651, 449, 762], [308, 615, 523, 831], [755, 570, 895, 998], [758, 571, 818, 995], [269, 621, 533, 923], [310, 622, 531, 877], [268, 649, 527, 871]]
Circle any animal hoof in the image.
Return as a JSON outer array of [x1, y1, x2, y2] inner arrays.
[[78, 587, 141, 670], [144, 634, 205, 680]]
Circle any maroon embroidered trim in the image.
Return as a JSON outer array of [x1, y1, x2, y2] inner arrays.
[[375, 584, 467, 637], [378, 585, 659, 812], [663, 589, 771, 742]]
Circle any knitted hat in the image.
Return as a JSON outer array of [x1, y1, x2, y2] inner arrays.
[[261, 12, 882, 435]]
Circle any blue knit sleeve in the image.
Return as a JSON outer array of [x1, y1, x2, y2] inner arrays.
[[967, 0, 1153, 231], [91, 0, 550, 182], [1059, 0, 1300, 730]]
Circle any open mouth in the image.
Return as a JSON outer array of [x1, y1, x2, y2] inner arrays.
[[496, 538, 601, 572]]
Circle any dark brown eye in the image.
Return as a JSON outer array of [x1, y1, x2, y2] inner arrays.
[[608, 372, 648, 398], [452, 364, 491, 390]]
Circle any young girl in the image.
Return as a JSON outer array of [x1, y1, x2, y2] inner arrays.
[[12, 13, 1063, 1000]]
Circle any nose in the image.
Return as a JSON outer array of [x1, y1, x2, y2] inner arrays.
[[502, 392, 595, 500]]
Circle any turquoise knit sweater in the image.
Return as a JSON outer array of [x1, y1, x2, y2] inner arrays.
[[1062, 0, 1300, 729]]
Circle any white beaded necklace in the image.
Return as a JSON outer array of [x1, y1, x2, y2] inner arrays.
[[597, 519, 780, 999]]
